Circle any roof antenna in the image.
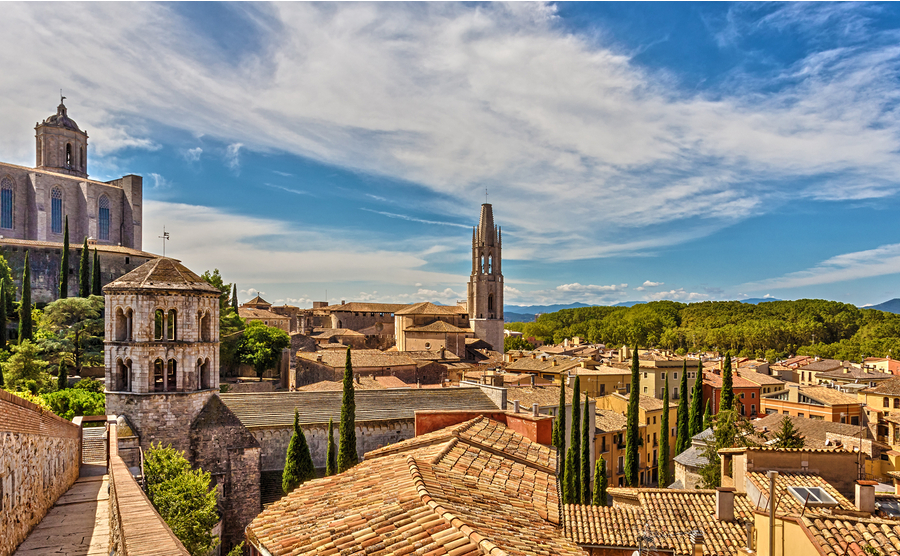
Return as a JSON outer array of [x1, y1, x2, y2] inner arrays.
[[158, 226, 170, 257]]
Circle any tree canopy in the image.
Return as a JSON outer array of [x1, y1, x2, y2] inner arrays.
[[238, 321, 290, 380]]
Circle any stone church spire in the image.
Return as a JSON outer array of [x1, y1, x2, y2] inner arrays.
[[468, 203, 504, 352]]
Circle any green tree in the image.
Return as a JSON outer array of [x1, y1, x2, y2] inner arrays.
[[689, 358, 704, 436], [564, 446, 577, 504], [593, 456, 607, 506], [3, 340, 50, 393], [326, 417, 337, 476], [78, 238, 89, 298], [59, 217, 69, 299], [144, 443, 219, 556], [659, 373, 670, 486], [703, 398, 713, 430], [0, 282, 8, 351], [231, 284, 238, 313], [41, 387, 105, 420], [569, 375, 582, 502], [338, 347, 358, 472], [698, 408, 758, 488], [91, 249, 101, 296], [504, 335, 534, 352], [553, 382, 566, 486], [19, 250, 33, 341], [227, 543, 245, 556], [238, 321, 290, 380], [38, 296, 105, 376], [580, 392, 590, 504], [201, 269, 232, 313], [771, 416, 805, 449], [57, 359, 68, 390], [625, 347, 640, 486], [283, 409, 316, 494], [675, 360, 689, 454], [720, 352, 734, 412]]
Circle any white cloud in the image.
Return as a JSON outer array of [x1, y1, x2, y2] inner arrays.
[[644, 288, 708, 302], [149, 173, 171, 190], [225, 142, 243, 171], [360, 209, 469, 229], [183, 147, 203, 162], [636, 280, 664, 291]]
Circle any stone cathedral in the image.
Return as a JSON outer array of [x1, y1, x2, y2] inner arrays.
[[467, 203, 504, 352]]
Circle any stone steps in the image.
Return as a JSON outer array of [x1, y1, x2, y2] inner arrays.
[[82, 427, 106, 464]]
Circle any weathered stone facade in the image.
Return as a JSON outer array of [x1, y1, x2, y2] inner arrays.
[[467, 203, 504, 352], [107, 390, 214, 455], [0, 390, 81, 556]]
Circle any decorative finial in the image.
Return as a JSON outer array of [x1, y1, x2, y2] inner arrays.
[[485, 187, 488, 205], [60, 90, 66, 105]]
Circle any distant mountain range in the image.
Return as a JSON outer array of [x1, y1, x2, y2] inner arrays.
[[867, 299, 900, 313]]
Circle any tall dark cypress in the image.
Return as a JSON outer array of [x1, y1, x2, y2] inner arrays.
[[231, 284, 239, 313], [625, 347, 640, 486], [78, 238, 89, 297], [569, 375, 581, 502], [580, 392, 591, 504], [337, 347, 358, 472], [0, 283, 7, 350], [720, 351, 734, 413], [659, 374, 670, 486], [675, 360, 690, 454], [593, 456, 607, 506], [19, 250, 32, 342], [690, 358, 704, 436], [59, 216, 69, 299], [326, 417, 337, 476], [282, 409, 315, 494], [703, 399, 713, 430], [554, 382, 567, 482], [564, 446, 577, 505], [91, 249, 101, 296]]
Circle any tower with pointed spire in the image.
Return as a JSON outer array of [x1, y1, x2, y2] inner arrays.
[[467, 203, 504, 352]]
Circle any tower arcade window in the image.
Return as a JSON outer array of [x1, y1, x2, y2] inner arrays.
[[0, 178, 13, 229], [51, 187, 63, 234], [98, 195, 110, 240], [80, 147, 84, 170], [153, 359, 165, 392], [167, 310, 177, 341], [167, 359, 177, 391]]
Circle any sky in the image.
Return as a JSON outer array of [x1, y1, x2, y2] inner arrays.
[[2, 2, 900, 308]]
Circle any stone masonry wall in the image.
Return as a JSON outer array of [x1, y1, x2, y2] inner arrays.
[[0, 390, 81, 556], [253, 418, 414, 472], [106, 390, 214, 455]]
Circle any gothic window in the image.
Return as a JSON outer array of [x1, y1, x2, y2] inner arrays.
[[51, 187, 63, 234], [200, 358, 210, 390], [98, 195, 110, 240], [487, 254, 492, 273], [488, 293, 494, 312], [153, 359, 165, 392], [0, 178, 13, 229], [115, 307, 127, 341], [80, 147, 84, 170], [66, 144, 72, 168], [167, 359, 177, 391], [154, 309, 164, 340]]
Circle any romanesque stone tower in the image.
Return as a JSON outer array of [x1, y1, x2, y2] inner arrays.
[[104, 257, 221, 454], [35, 96, 89, 178], [467, 203, 504, 352]]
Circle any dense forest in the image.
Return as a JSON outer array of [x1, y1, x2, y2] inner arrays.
[[504, 300, 900, 362]]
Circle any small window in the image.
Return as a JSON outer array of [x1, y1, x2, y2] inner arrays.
[[98, 195, 110, 240], [740, 392, 745, 399], [885, 397, 891, 408], [752, 392, 756, 399], [787, 486, 839, 508], [652, 416, 656, 424]]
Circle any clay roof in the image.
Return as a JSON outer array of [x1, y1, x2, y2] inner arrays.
[[704, 371, 760, 389], [403, 350, 461, 361], [565, 489, 754, 555], [0, 237, 157, 258], [218, 388, 500, 428], [237, 307, 287, 321], [103, 257, 220, 294], [799, 386, 863, 406], [817, 367, 890, 381], [394, 302, 468, 315], [595, 409, 628, 433], [309, 328, 364, 338], [753, 414, 866, 449], [802, 515, 900, 556], [505, 384, 580, 410], [296, 350, 416, 368], [243, 294, 270, 306], [404, 320, 470, 333], [746, 471, 854, 513], [247, 417, 581, 556], [862, 377, 900, 396], [322, 302, 410, 313], [799, 359, 845, 372], [736, 370, 786, 386], [506, 355, 588, 373]]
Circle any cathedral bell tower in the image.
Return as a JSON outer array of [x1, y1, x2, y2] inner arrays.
[[467, 203, 504, 352], [35, 96, 89, 178]]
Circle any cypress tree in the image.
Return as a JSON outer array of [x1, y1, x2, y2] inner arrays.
[[59, 216, 69, 299], [231, 284, 238, 312], [659, 374, 670, 486], [57, 359, 67, 391], [92, 249, 101, 296], [325, 417, 337, 476], [580, 392, 591, 504], [593, 456, 607, 506], [675, 360, 690, 454], [282, 409, 315, 494], [554, 381, 567, 483], [337, 347, 358, 472], [0, 283, 7, 351], [625, 347, 640, 486], [78, 238, 89, 297], [703, 399, 713, 430], [569, 375, 581, 501], [19, 250, 32, 342], [564, 446, 577, 504], [720, 352, 734, 413], [689, 358, 704, 437]]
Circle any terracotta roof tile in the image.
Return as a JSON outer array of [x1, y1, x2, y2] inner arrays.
[[405, 320, 471, 333], [745, 471, 855, 513], [103, 257, 221, 294], [802, 515, 900, 556], [395, 302, 468, 316]]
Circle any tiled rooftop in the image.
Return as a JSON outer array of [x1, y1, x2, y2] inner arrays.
[[103, 257, 221, 293], [395, 302, 468, 315], [803, 515, 900, 556], [237, 307, 288, 320], [736, 370, 786, 386], [296, 349, 416, 368], [404, 320, 471, 333], [745, 471, 855, 513], [595, 409, 628, 433]]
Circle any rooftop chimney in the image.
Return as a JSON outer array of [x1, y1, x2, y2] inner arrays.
[[530, 375, 535, 387], [856, 480, 877, 514], [690, 530, 704, 556], [716, 487, 736, 522], [532, 403, 539, 417], [513, 400, 520, 413], [552, 359, 559, 367]]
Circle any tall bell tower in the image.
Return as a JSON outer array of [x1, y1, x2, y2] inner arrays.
[[467, 203, 504, 352], [35, 96, 89, 178]]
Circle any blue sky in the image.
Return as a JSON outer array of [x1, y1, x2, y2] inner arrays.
[[2, 2, 900, 307]]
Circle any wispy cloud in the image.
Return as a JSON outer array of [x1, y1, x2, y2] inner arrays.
[[635, 280, 664, 291], [360, 208, 469, 228], [183, 147, 202, 163], [149, 172, 172, 190], [225, 142, 243, 171], [262, 183, 313, 196]]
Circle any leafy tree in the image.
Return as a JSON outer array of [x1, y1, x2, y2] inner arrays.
[[227, 543, 245, 556], [91, 249, 101, 296], [570, 375, 581, 501], [0, 282, 7, 351], [326, 417, 337, 476], [59, 216, 69, 299], [689, 358, 704, 437], [57, 359, 68, 390], [201, 269, 232, 313], [238, 321, 290, 380], [720, 352, 734, 413], [659, 373, 670, 486], [625, 347, 640, 486], [231, 284, 238, 313], [74, 377, 104, 392], [504, 335, 534, 352], [283, 409, 316, 494], [675, 360, 689, 454], [78, 238, 89, 298], [698, 408, 758, 488], [337, 347, 358, 472], [771, 416, 805, 449], [3, 340, 50, 392], [593, 456, 607, 506], [553, 381, 566, 486], [580, 392, 590, 504], [145, 444, 219, 556], [41, 388, 105, 420], [19, 250, 33, 341], [38, 296, 104, 376], [703, 399, 712, 430], [564, 446, 577, 504]]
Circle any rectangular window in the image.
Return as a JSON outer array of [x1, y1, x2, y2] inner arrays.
[[752, 392, 756, 399], [674, 373, 678, 380], [740, 392, 745, 399], [798, 413, 804, 417], [1, 188, 12, 229], [51, 196, 62, 233], [643, 386, 647, 393]]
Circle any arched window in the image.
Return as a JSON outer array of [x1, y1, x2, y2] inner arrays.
[[0, 178, 13, 229], [487, 254, 492, 273], [51, 187, 63, 234], [66, 143, 72, 168], [167, 359, 177, 392], [115, 358, 128, 391], [98, 195, 110, 240], [115, 307, 127, 341], [199, 311, 211, 342], [154, 309, 164, 340], [488, 293, 494, 312], [200, 358, 210, 390], [167, 309, 177, 341], [153, 359, 165, 392], [126, 308, 133, 341]]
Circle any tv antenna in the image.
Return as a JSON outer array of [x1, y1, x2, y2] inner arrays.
[[158, 226, 170, 257]]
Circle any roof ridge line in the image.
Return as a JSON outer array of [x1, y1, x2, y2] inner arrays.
[[139, 257, 162, 288], [453, 427, 558, 476], [407, 454, 510, 556]]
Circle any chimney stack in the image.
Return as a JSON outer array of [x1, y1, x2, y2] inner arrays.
[[856, 480, 877, 514], [690, 530, 704, 556], [530, 375, 535, 387], [532, 403, 539, 417], [513, 400, 520, 413], [716, 487, 736, 522]]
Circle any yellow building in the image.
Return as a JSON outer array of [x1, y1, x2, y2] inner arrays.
[[504, 354, 598, 385]]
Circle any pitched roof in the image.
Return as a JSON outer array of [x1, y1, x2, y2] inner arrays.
[[752, 414, 866, 449], [296, 350, 415, 368], [862, 377, 900, 396], [322, 302, 410, 313], [505, 384, 579, 410], [0, 237, 157, 258], [237, 307, 287, 321], [746, 471, 854, 513], [247, 417, 582, 556], [802, 515, 900, 556], [565, 489, 753, 555], [295, 376, 410, 392], [103, 257, 221, 294], [799, 359, 845, 372], [704, 371, 761, 389], [394, 302, 468, 315], [817, 367, 891, 381], [799, 386, 863, 406], [218, 388, 500, 428], [243, 294, 270, 306], [404, 320, 470, 333], [595, 409, 628, 433], [309, 328, 364, 338], [736, 370, 786, 386], [506, 355, 588, 373]]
